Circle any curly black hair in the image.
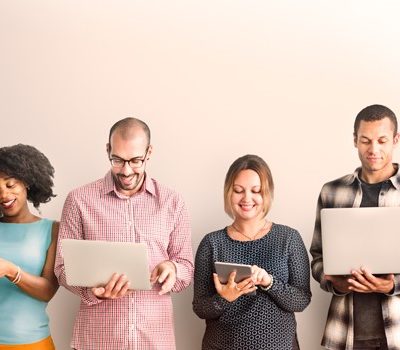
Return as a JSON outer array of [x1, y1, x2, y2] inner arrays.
[[0, 144, 56, 209]]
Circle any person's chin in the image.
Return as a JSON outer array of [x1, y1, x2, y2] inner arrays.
[[120, 182, 137, 191], [362, 159, 382, 170], [116, 174, 135, 185], [120, 177, 143, 191], [367, 163, 384, 172], [1, 208, 19, 219], [236, 212, 257, 220]]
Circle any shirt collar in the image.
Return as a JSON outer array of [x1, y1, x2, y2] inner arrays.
[[101, 171, 156, 197], [350, 163, 400, 190], [390, 163, 400, 190]]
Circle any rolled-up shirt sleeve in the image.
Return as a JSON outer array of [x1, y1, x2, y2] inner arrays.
[[168, 199, 194, 292]]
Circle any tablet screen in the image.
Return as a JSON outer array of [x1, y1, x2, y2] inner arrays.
[[214, 261, 252, 284]]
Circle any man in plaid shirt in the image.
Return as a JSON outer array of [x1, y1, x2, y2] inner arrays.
[[55, 117, 193, 350], [310, 104, 400, 350]]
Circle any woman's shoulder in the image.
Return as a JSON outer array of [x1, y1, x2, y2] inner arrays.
[[38, 218, 58, 244], [199, 228, 228, 244], [40, 218, 57, 229], [271, 223, 303, 241]]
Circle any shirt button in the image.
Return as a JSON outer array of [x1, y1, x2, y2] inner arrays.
[[129, 324, 135, 331]]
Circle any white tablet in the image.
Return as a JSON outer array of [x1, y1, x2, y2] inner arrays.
[[214, 261, 253, 284], [61, 239, 152, 290]]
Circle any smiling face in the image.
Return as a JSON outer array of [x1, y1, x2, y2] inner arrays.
[[230, 169, 267, 221], [354, 117, 399, 183], [107, 127, 152, 196], [0, 173, 31, 222]]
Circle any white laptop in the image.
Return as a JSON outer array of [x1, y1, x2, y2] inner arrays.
[[62, 239, 152, 290], [321, 207, 400, 275]]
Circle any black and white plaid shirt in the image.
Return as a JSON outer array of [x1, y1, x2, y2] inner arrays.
[[310, 164, 400, 350]]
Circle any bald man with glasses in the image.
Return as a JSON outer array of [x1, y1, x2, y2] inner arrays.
[[55, 117, 193, 350]]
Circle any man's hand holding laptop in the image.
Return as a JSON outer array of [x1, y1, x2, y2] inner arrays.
[[91, 260, 177, 299], [92, 273, 131, 299], [325, 267, 394, 294]]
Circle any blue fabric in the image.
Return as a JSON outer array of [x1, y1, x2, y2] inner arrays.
[[0, 219, 53, 344]]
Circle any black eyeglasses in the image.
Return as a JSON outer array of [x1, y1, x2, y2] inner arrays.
[[109, 147, 149, 169]]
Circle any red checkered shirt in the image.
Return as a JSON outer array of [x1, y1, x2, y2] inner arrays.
[[55, 172, 194, 350]]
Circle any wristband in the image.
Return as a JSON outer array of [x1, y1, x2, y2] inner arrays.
[[259, 274, 273, 291], [11, 266, 22, 285]]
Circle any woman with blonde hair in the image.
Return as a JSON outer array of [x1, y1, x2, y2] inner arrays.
[[193, 154, 311, 349]]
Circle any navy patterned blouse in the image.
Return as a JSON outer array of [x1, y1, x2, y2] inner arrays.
[[193, 224, 311, 350]]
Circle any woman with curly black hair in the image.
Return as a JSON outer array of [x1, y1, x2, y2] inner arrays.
[[0, 144, 59, 350]]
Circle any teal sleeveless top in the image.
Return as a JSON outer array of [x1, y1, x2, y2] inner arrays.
[[0, 218, 53, 344]]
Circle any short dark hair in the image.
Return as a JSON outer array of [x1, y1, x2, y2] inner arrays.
[[224, 154, 274, 218], [0, 144, 56, 209], [354, 104, 398, 137], [108, 117, 151, 145]]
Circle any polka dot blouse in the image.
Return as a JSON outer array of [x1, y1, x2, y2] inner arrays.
[[193, 224, 311, 350]]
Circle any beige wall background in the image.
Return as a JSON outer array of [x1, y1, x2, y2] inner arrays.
[[1, 1, 400, 349]]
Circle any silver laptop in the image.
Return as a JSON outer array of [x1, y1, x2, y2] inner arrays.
[[321, 207, 400, 275], [62, 239, 152, 290]]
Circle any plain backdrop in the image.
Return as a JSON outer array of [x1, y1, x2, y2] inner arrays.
[[1, 1, 400, 349]]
